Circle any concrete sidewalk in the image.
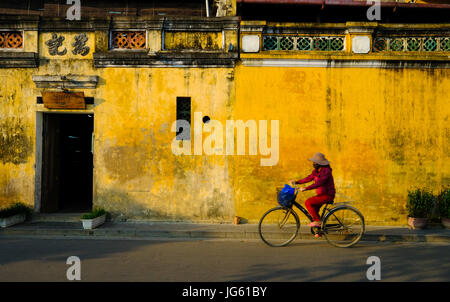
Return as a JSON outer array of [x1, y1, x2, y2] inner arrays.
[[1, 218, 450, 243]]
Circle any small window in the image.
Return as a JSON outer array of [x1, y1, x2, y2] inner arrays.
[[111, 31, 146, 49], [176, 97, 191, 140], [0, 31, 23, 49]]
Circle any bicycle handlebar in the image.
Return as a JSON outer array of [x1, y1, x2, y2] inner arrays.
[[290, 183, 303, 194]]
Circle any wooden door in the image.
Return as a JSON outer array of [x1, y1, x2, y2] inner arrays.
[[41, 114, 61, 213]]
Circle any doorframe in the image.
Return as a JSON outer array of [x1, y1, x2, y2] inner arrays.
[[35, 110, 94, 213]]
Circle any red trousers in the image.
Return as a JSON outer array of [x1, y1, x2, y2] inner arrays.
[[305, 195, 334, 221]]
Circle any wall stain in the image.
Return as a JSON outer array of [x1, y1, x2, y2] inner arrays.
[[203, 188, 226, 218], [0, 182, 21, 209], [103, 144, 149, 183], [95, 188, 191, 221], [325, 86, 334, 150], [0, 118, 33, 165], [387, 130, 410, 164]]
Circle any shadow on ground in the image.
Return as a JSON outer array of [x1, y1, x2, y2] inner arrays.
[[227, 242, 450, 282]]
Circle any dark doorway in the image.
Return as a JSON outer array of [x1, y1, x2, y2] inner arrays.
[[41, 113, 94, 213]]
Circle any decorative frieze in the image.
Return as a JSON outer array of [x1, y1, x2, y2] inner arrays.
[[262, 36, 345, 52], [111, 31, 146, 49], [45, 33, 67, 55], [0, 31, 23, 48], [373, 37, 450, 52], [72, 33, 90, 56], [44, 33, 91, 56]]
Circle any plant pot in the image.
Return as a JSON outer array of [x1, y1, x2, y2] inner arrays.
[[234, 216, 241, 225], [0, 213, 26, 228], [81, 214, 106, 230], [441, 217, 450, 229], [407, 217, 427, 229]]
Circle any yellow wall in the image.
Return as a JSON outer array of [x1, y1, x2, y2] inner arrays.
[[234, 64, 450, 225], [0, 69, 36, 209], [93, 67, 236, 221], [1, 29, 239, 222], [1, 20, 449, 226]]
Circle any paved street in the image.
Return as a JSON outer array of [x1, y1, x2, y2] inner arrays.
[[0, 237, 449, 282]]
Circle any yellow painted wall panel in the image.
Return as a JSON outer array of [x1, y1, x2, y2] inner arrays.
[[0, 69, 36, 209], [92, 67, 236, 221], [39, 32, 95, 59], [164, 31, 222, 50], [234, 64, 450, 225], [1, 26, 449, 227]]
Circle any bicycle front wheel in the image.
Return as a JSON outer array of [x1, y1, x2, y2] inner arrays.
[[258, 206, 300, 247], [322, 206, 365, 248]]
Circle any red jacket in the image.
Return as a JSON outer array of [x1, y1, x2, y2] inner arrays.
[[296, 166, 336, 197]]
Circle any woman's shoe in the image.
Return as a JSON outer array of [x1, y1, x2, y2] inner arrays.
[[307, 221, 321, 227]]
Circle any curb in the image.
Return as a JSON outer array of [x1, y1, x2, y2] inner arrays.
[[1, 228, 450, 243]]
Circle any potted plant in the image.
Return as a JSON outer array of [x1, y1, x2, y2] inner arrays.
[[406, 189, 435, 229], [81, 208, 107, 230], [0, 202, 33, 228], [438, 188, 450, 229]]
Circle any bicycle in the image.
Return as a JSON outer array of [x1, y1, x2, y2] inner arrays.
[[258, 185, 365, 248]]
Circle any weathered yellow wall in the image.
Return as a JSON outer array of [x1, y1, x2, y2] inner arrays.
[[93, 67, 236, 221], [0, 31, 97, 210], [1, 29, 238, 221], [1, 20, 449, 226], [164, 31, 223, 50], [233, 64, 450, 225], [0, 68, 36, 209]]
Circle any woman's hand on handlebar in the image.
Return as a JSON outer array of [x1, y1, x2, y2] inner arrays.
[[289, 181, 306, 192]]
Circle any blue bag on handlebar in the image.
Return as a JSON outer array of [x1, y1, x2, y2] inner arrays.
[[277, 184, 296, 208]]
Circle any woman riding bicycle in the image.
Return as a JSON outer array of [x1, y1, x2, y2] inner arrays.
[[290, 152, 335, 228]]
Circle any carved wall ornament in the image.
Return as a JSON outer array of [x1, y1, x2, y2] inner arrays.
[[45, 33, 67, 56], [0, 31, 23, 48], [72, 33, 90, 56]]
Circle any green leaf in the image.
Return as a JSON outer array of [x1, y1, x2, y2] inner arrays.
[[0, 202, 33, 219], [406, 188, 435, 218], [438, 188, 450, 218], [82, 208, 107, 220]]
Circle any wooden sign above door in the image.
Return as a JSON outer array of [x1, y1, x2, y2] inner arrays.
[[42, 91, 86, 109]]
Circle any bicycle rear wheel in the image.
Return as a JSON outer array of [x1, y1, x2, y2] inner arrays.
[[258, 206, 300, 247], [322, 206, 365, 248]]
